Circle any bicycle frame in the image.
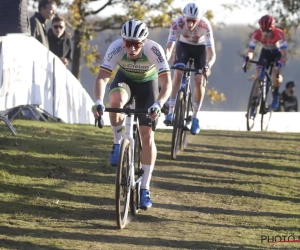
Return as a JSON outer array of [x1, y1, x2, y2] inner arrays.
[[258, 62, 274, 101], [96, 105, 155, 191], [172, 60, 193, 128], [244, 60, 277, 104]]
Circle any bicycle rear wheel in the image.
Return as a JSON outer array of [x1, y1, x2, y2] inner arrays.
[[261, 84, 273, 131], [171, 92, 184, 160], [116, 138, 131, 229], [246, 77, 262, 131], [180, 91, 192, 150], [130, 127, 142, 216]]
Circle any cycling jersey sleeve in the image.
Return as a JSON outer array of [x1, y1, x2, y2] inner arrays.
[[199, 17, 215, 47], [248, 30, 260, 50], [144, 40, 170, 77], [100, 39, 125, 74], [167, 19, 180, 43], [278, 30, 288, 50]]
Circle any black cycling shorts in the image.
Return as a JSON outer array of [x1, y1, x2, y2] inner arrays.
[[108, 70, 159, 127], [257, 48, 282, 68], [174, 41, 206, 74]]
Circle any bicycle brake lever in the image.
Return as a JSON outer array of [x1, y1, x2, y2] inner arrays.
[[149, 108, 156, 132], [96, 105, 104, 129], [242, 62, 247, 72]]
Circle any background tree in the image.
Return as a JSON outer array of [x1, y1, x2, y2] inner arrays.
[[30, 0, 226, 104]]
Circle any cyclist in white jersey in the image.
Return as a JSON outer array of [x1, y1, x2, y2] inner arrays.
[[164, 3, 216, 134], [92, 19, 172, 209]]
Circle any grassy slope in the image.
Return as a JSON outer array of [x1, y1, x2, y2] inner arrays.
[[0, 120, 299, 250]]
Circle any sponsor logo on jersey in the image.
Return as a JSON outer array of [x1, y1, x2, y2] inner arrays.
[[107, 46, 122, 59], [126, 64, 149, 70], [150, 46, 164, 63]]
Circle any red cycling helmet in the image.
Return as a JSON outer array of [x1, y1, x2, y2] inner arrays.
[[259, 15, 275, 30]]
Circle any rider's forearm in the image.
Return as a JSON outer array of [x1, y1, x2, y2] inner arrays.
[[280, 49, 288, 62], [157, 73, 172, 106], [165, 42, 175, 61], [206, 46, 216, 68], [93, 70, 110, 101]]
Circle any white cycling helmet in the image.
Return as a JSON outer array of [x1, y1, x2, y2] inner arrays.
[[183, 3, 200, 19], [121, 19, 149, 41]]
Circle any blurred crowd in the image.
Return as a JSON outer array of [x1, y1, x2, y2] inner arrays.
[[0, 0, 72, 66]]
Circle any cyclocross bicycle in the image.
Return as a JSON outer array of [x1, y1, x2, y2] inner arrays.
[[243, 59, 279, 131], [96, 99, 155, 229], [168, 58, 207, 160]]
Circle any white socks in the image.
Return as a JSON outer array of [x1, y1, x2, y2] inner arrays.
[[111, 124, 122, 144], [192, 101, 202, 118], [141, 164, 154, 190], [168, 97, 176, 115]]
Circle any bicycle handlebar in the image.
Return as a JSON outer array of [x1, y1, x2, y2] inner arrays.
[[171, 63, 208, 82], [95, 106, 156, 132], [243, 59, 277, 73], [171, 63, 206, 74], [243, 59, 280, 78]]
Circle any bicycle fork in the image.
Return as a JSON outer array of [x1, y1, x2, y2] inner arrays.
[[181, 75, 192, 131], [124, 115, 142, 192]]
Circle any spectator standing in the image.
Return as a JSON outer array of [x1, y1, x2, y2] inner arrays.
[[0, 0, 30, 36], [30, 0, 57, 48], [279, 81, 298, 112], [47, 16, 72, 66]]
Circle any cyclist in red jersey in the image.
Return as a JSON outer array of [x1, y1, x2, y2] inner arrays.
[[243, 15, 288, 110]]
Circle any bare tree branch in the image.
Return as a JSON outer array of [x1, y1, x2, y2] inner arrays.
[[84, 0, 123, 17], [93, 24, 169, 32]]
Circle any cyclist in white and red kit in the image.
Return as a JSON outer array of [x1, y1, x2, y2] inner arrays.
[[164, 2, 216, 134]]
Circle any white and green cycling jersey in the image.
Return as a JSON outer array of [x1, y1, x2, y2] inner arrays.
[[100, 39, 170, 83]]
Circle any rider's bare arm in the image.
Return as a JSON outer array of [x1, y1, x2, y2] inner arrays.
[[280, 48, 288, 63], [165, 42, 175, 61], [206, 46, 216, 68], [157, 72, 172, 106], [93, 70, 111, 101]]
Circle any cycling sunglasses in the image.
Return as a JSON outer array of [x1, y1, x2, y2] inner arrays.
[[185, 18, 198, 23], [261, 28, 272, 33], [123, 39, 143, 49]]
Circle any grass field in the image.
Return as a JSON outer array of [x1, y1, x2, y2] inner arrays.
[[0, 120, 299, 250]]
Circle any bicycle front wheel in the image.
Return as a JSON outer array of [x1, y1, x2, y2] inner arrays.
[[116, 138, 131, 229], [130, 128, 142, 216], [246, 77, 262, 131], [180, 91, 192, 151], [171, 92, 184, 160]]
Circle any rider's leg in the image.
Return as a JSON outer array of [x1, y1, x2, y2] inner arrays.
[[139, 126, 156, 209], [192, 73, 205, 118], [270, 50, 283, 110], [271, 68, 283, 110], [108, 79, 130, 166], [164, 41, 188, 124], [134, 79, 159, 209], [168, 69, 183, 115], [109, 89, 128, 142], [190, 73, 204, 134], [190, 45, 206, 135]]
